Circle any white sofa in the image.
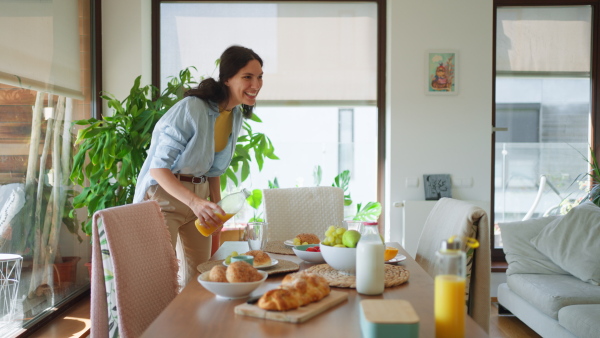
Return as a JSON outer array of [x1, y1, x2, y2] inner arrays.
[[497, 202, 600, 338]]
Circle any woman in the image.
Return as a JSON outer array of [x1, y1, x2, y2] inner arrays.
[[133, 45, 263, 285]]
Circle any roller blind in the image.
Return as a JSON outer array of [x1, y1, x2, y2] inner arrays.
[[496, 6, 591, 73], [0, 0, 82, 99], [160, 2, 377, 104]]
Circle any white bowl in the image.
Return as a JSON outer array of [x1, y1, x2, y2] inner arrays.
[[293, 244, 326, 264], [320, 244, 357, 275], [197, 270, 268, 299]]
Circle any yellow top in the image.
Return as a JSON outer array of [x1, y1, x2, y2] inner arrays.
[[214, 108, 233, 152]]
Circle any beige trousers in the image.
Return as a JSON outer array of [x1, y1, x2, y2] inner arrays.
[[144, 181, 211, 286]]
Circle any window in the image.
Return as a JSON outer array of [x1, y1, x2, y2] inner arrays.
[[0, 1, 95, 334], [155, 0, 385, 223], [493, 3, 595, 260]]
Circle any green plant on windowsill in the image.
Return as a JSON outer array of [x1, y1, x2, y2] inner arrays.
[[553, 146, 600, 215], [576, 146, 600, 207], [70, 67, 278, 237]]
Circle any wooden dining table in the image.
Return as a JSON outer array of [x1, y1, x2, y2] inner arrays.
[[141, 242, 488, 338]]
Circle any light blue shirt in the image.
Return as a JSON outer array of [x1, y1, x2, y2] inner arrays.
[[133, 96, 243, 203]]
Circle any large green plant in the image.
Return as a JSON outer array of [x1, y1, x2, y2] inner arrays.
[[70, 68, 277, 236]]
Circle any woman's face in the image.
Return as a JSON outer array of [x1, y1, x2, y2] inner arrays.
[[224, 59, 263, 110]]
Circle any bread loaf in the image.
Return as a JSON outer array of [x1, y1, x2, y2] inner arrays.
[[295, 233, 320, 244], [209, 265, 228, 282], [244, 250, 272, 267], [226, 261, 263, 283], [257, 271, 330, 311]]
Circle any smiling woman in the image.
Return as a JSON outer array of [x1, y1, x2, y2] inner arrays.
[[135, 46, 265, 287]]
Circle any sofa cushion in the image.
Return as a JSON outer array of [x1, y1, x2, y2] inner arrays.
[[499, 216, 568, 276], [531, 201, 600, 285], [506, 274, 600, 319], [558, 304, 600, 338]]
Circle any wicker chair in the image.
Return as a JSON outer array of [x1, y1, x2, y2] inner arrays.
[[91, 201, 178, 338], [263, 187, 344, 242]]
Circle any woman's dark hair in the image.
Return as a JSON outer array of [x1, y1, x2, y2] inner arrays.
[[185, 45, 263, 119]]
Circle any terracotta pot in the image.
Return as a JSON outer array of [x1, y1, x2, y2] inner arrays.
[[52, 256, 81, 285], [84, 262, 92, 279]]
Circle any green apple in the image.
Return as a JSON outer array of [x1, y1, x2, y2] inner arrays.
[[342, 230, 361, 248]]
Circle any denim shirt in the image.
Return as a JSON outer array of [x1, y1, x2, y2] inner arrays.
[[133, 96, 243, 203]]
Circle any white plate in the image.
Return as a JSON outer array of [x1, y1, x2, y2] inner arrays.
[[223, 258, 279, 269], [284, 239, 295, 247], [385, 254, 407, 264]]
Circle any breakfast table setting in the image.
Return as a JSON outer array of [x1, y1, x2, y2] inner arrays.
[[140, 233, 488, 338]]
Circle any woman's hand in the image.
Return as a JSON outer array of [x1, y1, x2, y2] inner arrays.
[[149, 168, 226, 229], [188, 196, 226, 229]]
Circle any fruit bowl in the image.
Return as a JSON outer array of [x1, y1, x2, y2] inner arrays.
[[197, 270, 267, 299], [320, 244, 357, 275], [293, 244, 326, 264]]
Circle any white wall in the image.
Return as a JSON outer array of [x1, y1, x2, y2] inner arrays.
[[102, 0, 152, 108], [385, 0, 493, 243]]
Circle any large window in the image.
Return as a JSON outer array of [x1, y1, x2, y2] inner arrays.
[[0, 1, 94, 335], [155, 1, 385, 224], [493, 3, 596, 260]]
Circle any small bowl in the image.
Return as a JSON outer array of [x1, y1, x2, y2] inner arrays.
[[197, 270, 267, 299], [293, 244, 326, 264], [320, 244, 357, 275]]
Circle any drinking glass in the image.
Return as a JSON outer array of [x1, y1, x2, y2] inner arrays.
[[343, 220, 364, 234], [245, 222, 268, 251]]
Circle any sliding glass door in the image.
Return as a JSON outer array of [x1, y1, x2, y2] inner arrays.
[[493, 5, 593, 252]]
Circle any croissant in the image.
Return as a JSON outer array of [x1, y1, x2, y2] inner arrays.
[[257, 272, 330, 311]]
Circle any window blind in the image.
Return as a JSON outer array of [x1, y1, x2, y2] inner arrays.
[[0, 0, 83, 99], [496, 6, 591, 74], [160, 2, 377, 104]]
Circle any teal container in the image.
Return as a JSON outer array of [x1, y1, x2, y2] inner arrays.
[[359, 299, 419, 338]]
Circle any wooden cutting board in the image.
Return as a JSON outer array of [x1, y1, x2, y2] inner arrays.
[[234, 290, 348, 323]]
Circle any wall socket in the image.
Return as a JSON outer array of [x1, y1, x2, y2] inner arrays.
[[453, 177, 472, 187]]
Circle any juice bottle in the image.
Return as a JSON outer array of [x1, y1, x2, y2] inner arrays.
[[434, 238, 466, 338], [356, 222, 385, 295], [194, 189, 250, 237]]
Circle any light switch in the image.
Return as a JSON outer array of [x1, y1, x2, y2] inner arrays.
[[405, 177, 419, 187]]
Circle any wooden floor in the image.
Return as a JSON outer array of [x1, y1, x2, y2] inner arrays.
[[25, 297, 541, 338], [490, 301, 541, 338]]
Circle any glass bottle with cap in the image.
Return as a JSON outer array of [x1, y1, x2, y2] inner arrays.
[[434, 237, 466, 338], [195, 189, 250, 237], [356, 222, 385, 295]]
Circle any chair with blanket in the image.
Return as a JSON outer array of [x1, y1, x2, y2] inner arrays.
[[91, 201, 179, 338], [415, 197, 491, 333], [263, 186, 344, 242]]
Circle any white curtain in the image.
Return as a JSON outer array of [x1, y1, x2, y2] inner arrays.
[[0, 0, 82, 99]]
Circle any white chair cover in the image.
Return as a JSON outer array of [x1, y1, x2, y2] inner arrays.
[[263, 187, 344, 241], [415, 197, 490, 333]]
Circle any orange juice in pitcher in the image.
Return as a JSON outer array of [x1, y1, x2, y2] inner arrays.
[[194, 189, 250, 237]]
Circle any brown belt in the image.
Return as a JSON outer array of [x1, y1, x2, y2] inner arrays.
[[176, 174, 207, 184]]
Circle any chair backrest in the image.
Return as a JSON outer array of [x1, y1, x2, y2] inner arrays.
[[263, 186, 344, 241], [91, 201, 179, 338], [415, 198, 490, 333]]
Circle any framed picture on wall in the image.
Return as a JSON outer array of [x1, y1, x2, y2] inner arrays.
[[426, 50, 458, 95], [423, 174, 452, 200]]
